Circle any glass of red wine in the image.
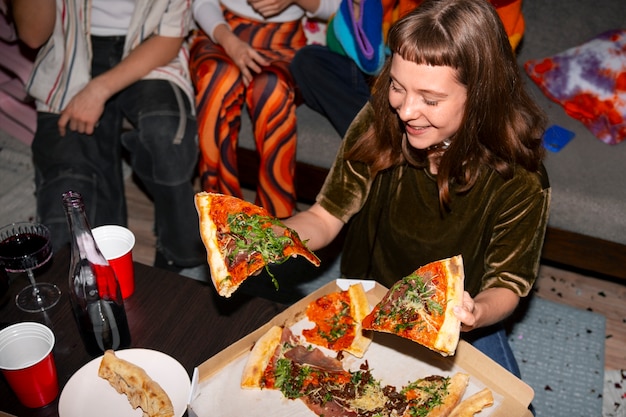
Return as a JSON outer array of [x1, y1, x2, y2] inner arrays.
[[0, 222, 61, 312]]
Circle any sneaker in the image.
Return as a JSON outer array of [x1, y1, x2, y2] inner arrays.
[[153, 251, 210, 282], [153, 250, 183, 273]]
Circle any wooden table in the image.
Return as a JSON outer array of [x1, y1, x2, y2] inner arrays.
[[0, 247, 287, 417]]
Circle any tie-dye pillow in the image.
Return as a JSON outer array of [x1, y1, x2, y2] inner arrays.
[[524, 29, 626, 145]]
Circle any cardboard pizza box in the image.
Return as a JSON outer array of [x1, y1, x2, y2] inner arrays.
[[188, 279, 534, 417]]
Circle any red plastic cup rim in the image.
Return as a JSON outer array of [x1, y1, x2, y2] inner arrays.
[[0, 322, 55, 370], [92, 225, 135, 260]]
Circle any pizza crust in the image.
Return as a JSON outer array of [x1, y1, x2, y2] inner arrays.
[[345, 283, 373, 357], [98, 350, 174, 417], [241, 325, 283, 389], [194, 192, 234, 296], [449, 388, 494, 417], [433, 255, 464, 356]]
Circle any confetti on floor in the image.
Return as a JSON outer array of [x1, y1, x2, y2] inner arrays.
[[603, 369, 626, 417], [508, 295, 606, 417]]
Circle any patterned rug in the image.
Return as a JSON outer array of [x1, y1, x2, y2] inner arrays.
[[508, 295, 606, 417]]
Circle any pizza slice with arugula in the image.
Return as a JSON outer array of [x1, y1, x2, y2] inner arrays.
[[194, 192, 320, 297], [362, 255, 465, 356]]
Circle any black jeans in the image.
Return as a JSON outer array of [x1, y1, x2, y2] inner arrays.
[[32, 36, 205, 267], [289, 44, 372, 137]]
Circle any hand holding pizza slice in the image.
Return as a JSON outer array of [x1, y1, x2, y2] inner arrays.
[[195, 192, 321, 297], [362, 255, 465, 356]]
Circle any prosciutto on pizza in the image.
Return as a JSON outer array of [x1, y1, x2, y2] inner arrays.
[[361, 255, 465, 356], [241, 325, 480, 417], [195, 192, 320, 297]]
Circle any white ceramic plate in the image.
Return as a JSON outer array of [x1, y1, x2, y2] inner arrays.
[[58, 348, 190, 417]]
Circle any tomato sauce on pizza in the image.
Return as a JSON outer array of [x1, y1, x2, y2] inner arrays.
[[302, 290, 356, 351], [301, 284, 373, 357]]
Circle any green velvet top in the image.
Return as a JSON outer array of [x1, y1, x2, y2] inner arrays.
[[317, 104, 551, 297]]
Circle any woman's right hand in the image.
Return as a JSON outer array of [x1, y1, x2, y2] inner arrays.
[[219, 29, 270, 86], [282, 203, 345, 252]]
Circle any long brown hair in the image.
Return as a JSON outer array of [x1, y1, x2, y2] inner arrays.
[[346, 0, 547, 208]]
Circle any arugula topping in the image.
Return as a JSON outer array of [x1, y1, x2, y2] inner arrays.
[[373, 273, 444, 334], [402, 376, 450, 417], [275, 358, 309, 399], [403, 274, 444, 316], [271, 349, 460, 416], [318, 300, 352, 343], [224, 212, 295, 289], [274, 356, 382, 409]]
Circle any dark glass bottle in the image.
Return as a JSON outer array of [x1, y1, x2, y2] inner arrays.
[[63, 191, 131, 356]]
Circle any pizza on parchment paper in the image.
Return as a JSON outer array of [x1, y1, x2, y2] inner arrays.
[[194, 192, 320, 297], [362, 255, 465, 356], [241, 324, 489, 417]]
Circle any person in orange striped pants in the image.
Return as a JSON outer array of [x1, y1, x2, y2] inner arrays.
[[190, 0, 340, 218]]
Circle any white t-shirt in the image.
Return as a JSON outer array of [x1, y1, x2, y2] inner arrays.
[[91, 0, 135, 36]]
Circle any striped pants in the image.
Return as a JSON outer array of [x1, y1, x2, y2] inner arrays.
[[189, 11, 306, 218]]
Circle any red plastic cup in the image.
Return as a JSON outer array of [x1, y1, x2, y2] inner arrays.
[[92, 225, 136, 299], [0, 322, 58, 408]]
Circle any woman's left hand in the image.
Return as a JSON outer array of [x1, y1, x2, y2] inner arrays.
[[454, 287, 520, 332], [454, 291, 477, 332]]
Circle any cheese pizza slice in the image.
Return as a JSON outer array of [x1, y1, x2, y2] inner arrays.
[[361, 255, 464, 356], [195, 192, 320, 297]]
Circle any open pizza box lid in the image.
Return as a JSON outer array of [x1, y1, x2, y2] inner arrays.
[[187, 279, 534, 417]]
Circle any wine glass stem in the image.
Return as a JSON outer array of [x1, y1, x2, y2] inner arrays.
[[26, 269, 41, 297]]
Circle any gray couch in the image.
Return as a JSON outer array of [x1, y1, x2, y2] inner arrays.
[[239, 0, 626, 281]]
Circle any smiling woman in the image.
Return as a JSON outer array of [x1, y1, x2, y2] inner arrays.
[[282, 0, 549, 380], [387, 58, 467, 160]]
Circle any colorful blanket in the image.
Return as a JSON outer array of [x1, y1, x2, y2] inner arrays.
[[525, 29, 626, 145], [326, 0, 385, 75], [325, 0, 525, 77]]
